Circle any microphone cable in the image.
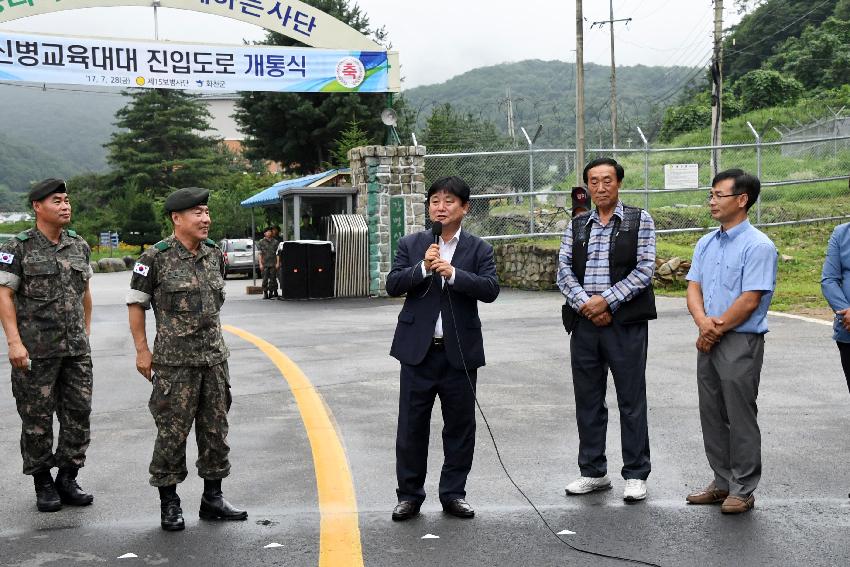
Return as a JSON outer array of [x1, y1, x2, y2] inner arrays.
[[444, 285, 662, 567]]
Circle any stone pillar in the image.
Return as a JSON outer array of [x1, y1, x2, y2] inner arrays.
[[349, 145, 427, 297]]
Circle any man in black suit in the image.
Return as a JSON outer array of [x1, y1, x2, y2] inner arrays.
[[386, 176, 499, 521]]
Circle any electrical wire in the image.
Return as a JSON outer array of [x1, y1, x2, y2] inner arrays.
[[443, 282, 662, 567], [725, 0, 835, 56]]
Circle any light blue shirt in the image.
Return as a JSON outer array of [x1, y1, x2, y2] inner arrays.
[[686, 219, 778, 334], [821, 222, 850, 342]]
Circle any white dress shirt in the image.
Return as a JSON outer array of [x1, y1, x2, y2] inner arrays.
[[420, 227, 461, 338]]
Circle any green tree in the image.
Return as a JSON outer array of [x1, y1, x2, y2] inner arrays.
[[659, 104, 712, 142], [768, 17, 850, 90], [722, 0, 836, 84], [733, 69, 804, 111], [330, 119, 373, 167], [234, 0, 388, 172], [0, 185, 25, 211], [121, 198, 161, 253], [105, 89, 227, 198], [207, 172, 285, 241], [421, 103, 507, 152]]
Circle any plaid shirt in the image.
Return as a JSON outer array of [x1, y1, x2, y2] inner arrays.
[[557, 201, 656, 312]]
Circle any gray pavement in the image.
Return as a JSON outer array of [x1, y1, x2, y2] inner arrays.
[[1, 271, 849, 566]]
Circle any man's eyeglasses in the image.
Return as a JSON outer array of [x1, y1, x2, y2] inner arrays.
[[707, 192, 742, 202]]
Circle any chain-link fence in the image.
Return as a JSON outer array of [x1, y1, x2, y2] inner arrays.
[[425, 131, 850, 240]]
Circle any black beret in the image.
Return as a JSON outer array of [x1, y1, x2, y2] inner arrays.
[[164, 187, 209, 213], [28, 178, 67, 202]]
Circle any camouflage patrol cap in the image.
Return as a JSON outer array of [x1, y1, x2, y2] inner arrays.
[[28, 178, 67, 203], [164, 187, 209, 213]]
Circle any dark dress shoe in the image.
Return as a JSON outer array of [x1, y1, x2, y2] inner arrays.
[[158, 485, 185, 531], [55, 468, 94, 506], [33, 471, 61, 513], [391, 500, 421, 521], [199, 479, 248, 521], [441, 498, 475, 518]]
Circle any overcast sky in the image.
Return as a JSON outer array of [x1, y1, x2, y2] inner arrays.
[[1, 0, 744, 89]]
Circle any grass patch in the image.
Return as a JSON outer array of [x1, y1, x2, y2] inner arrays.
[[503, 221, 839, 314]]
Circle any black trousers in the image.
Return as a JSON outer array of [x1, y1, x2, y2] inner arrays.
[[570, 318, 651, 480], [837, 341, 850, 393], [395, 344, 477, 504]]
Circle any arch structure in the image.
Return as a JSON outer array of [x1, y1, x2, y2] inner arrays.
[[0, 0, 400, 91]]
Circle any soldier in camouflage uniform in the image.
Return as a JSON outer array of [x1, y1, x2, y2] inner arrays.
[[257, 227, 279, 299], [126, 187, 247, 531], [0, 178, 95, 513]]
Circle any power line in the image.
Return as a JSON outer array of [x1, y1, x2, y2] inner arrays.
[[725, 0, 835, 56]]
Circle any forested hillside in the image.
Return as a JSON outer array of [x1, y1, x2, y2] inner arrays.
[[402, 60, 695, 150], [0, 84, 125, 202], [661, 0, 850, 143]]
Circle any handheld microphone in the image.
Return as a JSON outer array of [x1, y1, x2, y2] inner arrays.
[[431, 221, 443, 244]]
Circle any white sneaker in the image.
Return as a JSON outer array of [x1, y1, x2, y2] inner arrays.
[[565, 475, 612, 495], [623, 479, 647, 502]]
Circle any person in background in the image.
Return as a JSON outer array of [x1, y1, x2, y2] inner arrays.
[[821, 219, 850, 497]]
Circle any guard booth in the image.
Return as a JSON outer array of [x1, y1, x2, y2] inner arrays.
[[240, 169, 369, 298]]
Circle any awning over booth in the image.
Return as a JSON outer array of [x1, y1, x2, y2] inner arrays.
[[240, 169, 351, 208]]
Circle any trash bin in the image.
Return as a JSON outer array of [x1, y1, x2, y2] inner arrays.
[[278, 240, 335, 299]]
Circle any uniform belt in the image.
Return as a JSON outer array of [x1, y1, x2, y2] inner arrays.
[[431, 337, 445, 349]]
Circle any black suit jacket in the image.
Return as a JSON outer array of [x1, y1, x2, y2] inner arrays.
[[386, 228, 499, 370]]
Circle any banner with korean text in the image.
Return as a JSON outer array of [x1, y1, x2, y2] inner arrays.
[[0, 31, 391, 92]]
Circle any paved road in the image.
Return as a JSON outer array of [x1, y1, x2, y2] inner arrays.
[[1, 271, 849, 566]]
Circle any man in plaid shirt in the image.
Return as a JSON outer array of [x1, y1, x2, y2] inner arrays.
[[557, 157, 657, 503]]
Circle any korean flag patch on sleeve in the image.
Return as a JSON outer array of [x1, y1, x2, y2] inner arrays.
[[133, 262, 150, 277], [0, 252, 14, 265]]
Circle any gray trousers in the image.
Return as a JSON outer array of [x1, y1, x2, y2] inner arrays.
[[697, 332, 764, 497], [570, 318, 651, 480]]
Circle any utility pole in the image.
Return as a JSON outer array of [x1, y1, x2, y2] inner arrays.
[[499, 87, 522, 146], [592, 1, 631, 153], [576, 0, 586, 184], [710, 0, 723, 176]]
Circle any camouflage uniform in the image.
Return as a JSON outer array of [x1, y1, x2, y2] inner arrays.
[[0, 228, 93, 475], [257, 236, 278, 295], [126, 235, 232, 487]]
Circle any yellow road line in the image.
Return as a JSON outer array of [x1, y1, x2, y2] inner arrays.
[[223, 324, 364, 567]]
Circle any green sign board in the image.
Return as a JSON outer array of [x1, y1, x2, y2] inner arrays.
[[389, 196, 405, 262]]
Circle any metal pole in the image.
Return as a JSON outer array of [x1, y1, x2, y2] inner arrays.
[[521, 127, 534, 234], [608, 0, 618, 154], [575, 0, 586, 184], [637, 127, 649, 210], [747, 121, 762, 224], [710, 0, 723, 177], [250, 208, 257, 284], [152, 0, 160, 41]]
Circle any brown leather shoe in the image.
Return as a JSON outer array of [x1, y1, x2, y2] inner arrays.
[[720, 494, 755, 514], [686, 482, 729, 505]]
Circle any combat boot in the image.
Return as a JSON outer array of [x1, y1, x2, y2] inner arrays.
[[55, 467, 94, 506], [158, 485, 185, 531], [263, 289, 269, 299], [199, 479, 248, 521], [33, 470, 61, 512]]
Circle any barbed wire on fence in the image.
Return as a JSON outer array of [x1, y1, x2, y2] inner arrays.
[[424, 132, 850, 239]]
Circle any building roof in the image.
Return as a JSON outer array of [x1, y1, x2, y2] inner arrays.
[[240, 169, 351, 208]]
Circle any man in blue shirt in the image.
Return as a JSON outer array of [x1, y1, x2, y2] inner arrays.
[[685, 169, 778, 514]]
